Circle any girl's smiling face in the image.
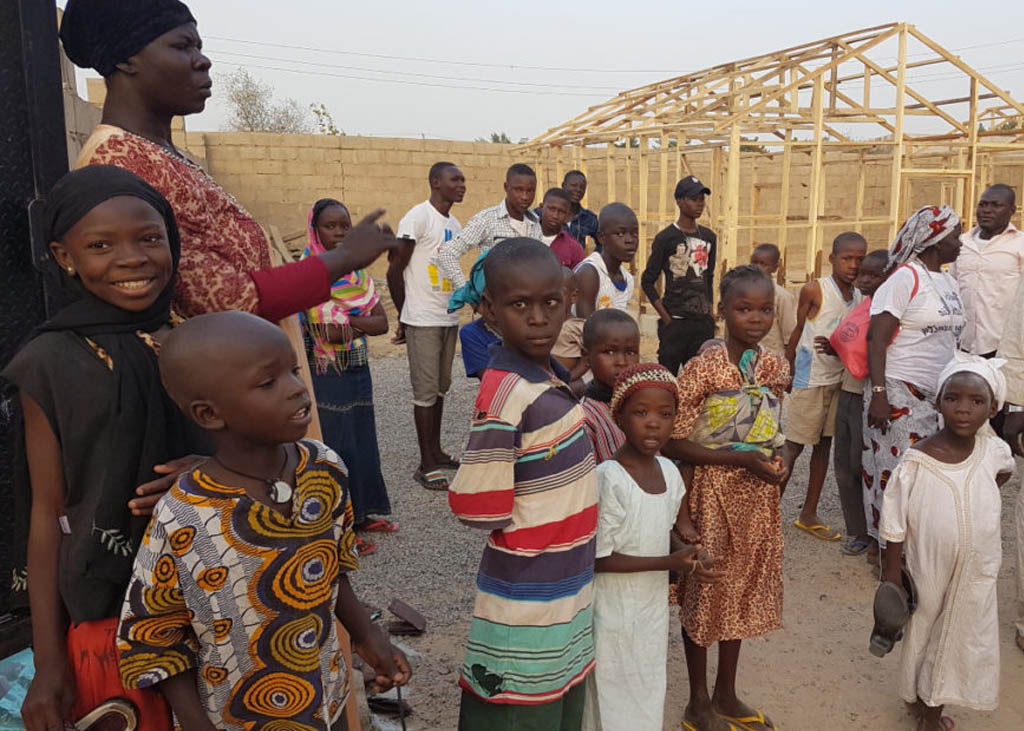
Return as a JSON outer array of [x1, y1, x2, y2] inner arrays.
[[315, 205, 351, 251], [49, 195, 173, 312]]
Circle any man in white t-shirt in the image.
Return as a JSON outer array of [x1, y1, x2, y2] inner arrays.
[[388, 162, 466, 491]]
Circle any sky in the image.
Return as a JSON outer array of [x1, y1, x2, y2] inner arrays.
[[69, 0, 1024, 142]]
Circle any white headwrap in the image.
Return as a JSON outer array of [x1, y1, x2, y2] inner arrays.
[[937, 351, 1007, 409], [888, 205, 960, 268]]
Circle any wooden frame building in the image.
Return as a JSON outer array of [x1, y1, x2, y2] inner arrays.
[[518, 22, 1024, 290]]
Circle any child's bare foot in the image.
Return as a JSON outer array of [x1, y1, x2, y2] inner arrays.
[[682, 701, 735, 731], [712, 697, 775, 730]]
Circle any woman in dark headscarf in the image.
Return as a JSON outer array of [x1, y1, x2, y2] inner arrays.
[[59, 0, 396, 321], [2, 166, 202, 731]]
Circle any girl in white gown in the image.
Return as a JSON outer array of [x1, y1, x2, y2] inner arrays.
[[880, 352, 1015, 731], [583, 364, 722, 731]]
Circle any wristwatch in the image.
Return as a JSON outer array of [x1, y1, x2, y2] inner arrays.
[[871, 385, 887, 394], [1006, 404, 1024, 414]]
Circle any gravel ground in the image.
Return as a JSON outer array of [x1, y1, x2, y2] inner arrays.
[[349, 350, 1024, 730]]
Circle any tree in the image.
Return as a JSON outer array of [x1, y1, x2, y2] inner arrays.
[[221, 68, 314, 134], [310, 103, 344, 136], [477, 131, 512, 143]]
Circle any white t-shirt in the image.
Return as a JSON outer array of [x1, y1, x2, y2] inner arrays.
[[508, 215, 530, 237], [540, 233, 557, 246], [870, 261, 964, 393], [396, 201, 462, 327]]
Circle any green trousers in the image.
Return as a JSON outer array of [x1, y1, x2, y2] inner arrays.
[[458, 683, 586, 731]]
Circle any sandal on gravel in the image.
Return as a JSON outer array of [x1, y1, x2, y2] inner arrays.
[[437, 454, 461, 469], [358, 518, 399, 533], [413, 469, 449, 491], [841, 538, 871, 556], [794, 519, 841, 541], [367, 696, 413, 717], [682, 720, 744, 731], [717, 709, 776, 731], [356, 536, 377, 557]]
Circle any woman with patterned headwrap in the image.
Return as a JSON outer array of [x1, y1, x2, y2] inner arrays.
[[863, 206, 965, 549], [58, 0, 396, 321]]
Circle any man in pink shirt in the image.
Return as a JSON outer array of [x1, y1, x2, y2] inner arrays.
[[954, 184, 1024, 357]]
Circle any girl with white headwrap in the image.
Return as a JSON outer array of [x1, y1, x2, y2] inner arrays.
[[863, 206, 965, 550], [878, 352, 1015, 730]]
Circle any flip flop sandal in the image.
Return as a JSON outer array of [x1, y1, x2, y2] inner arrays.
[[356, 536, 377, 557], [870, 580, 910, 657], [938, 716, 956, 731], [413, 470, 449, 491], [76, 699, 138, 731], [717, 709, 777, 731], [793, 519, 842, 541], [682, 719, 745, 731], [841, 538, 871, 556], [358, 519, 399, 533], [438, 455, 461, 469]]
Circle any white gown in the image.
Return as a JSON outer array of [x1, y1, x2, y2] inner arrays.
[[583, 457, 685, 731], [879, 435, 1015, 710]]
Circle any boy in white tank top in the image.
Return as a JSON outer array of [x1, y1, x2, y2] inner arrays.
[[784, 233, 867, 541], [575, 203, 637, 317]]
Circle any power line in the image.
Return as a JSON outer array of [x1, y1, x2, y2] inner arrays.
[[205, 34, 680, 74], [214, 60, 605, 97], [212, 50, 622, 92]]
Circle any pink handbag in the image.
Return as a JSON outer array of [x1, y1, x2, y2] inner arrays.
[[829, 265, 918, 379]]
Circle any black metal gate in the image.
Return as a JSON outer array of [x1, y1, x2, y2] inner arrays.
[[0, 0, 69, 656]]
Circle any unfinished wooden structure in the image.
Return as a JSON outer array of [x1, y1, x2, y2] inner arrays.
[[519, 22, 1024, 286]]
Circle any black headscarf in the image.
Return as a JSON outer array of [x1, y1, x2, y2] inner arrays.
[[60, 0, 196, 77], [14, 166, 194, 616]]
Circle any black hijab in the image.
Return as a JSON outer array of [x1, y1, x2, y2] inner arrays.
[[26, 166, 192, 610], [60, 0, 196, 77]]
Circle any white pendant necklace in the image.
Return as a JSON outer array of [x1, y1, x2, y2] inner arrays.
[[213, 447, 293, 504]]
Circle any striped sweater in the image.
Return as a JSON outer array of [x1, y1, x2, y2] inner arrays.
[[449, 347, 597, 705]]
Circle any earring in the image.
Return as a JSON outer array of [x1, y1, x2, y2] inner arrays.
[[66, 267, 75, 276]]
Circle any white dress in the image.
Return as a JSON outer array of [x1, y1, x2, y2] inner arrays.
[[583, 457, 685, 731], [879, 435, 1015, 710]]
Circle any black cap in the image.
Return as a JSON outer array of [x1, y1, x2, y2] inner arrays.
[[674, 176, 711, 199]]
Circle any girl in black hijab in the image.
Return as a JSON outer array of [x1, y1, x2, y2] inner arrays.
[[2, 165, 201, 731]]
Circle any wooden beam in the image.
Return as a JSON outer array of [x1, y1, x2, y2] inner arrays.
[[966, 77, 979, 230], [855, 151, 866, 231], [723, 120, 742, 274], [602, 142, 610, 201], [807, 76, 825, 280], [659, 132, 669, 227], [579, 147, 589, 210], [888, 25, 907, 242], [638, 137, 650, 276], [778, 129, 792, 260]]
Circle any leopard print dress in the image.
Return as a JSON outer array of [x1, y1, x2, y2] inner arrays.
[[672, 344, 790, 647]]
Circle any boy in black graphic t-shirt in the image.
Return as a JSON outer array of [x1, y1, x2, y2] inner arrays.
[[641, 176, 718, 374]]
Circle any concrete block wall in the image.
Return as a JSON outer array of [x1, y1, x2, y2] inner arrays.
[[179, 132, 517, 244]]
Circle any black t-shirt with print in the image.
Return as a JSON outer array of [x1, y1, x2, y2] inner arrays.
[[641, 223, 717, 321]]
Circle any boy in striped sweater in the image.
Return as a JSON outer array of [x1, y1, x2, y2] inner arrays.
[[449, 238, 598, 730]]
